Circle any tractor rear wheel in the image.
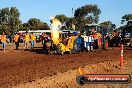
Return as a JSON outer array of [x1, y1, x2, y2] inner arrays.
[[57, 44, 64, 55], [60, 50, 64, 55]]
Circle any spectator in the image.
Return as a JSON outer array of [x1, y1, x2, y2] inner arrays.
[[42, 33, 48, 54], [1, 32, 6, 51], [14, 32, 20, 50], [24, 31, 30, 50], [30, 33, 36, 50]]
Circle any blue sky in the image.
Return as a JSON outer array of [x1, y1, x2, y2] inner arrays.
[[0, 0, 132, 27]]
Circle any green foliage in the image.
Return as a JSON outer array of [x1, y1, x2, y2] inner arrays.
[[0, 7, 21, 35], [99, 21, 116, 33], [19, 23, 29, 31], [55, 14, 68, 24], [99, 21, 113, 28], [121, 14, 132, 33], [0, 7, 50, 35], [53, 14, 75, 30], [121, 14, 132, 23], [0, 4, 101, 34], [65, 17, 75, 29], [27, 18, 50, 30], [74, 4, 101, 30], [53, 4, 101, 31]]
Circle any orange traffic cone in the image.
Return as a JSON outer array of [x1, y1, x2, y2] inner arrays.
[[78, 67, 85, 75], [120, 44, 124, 69]]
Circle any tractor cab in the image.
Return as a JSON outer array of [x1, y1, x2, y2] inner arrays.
[[78, 24, 100, 51], [50, 29, 78, 55], [59, 30, 70, 45], [60, 30, 77, 45], [83, 24, 99, 36]]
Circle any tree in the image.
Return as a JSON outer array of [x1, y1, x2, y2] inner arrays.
[[9, 7, 21, 34], [74, 4, 101, 30], [19, 23, 29, 31], [121, 14, 132, 24], [100, 21, 112, 28], [55, 14, 68, 24], [51, 14, 76, 30], [27, 18, 50, 30], [121, 14, 132, 33], [65, 17, 75, 29], [99, 21, 116, 34], [0, 7, 21, 35]]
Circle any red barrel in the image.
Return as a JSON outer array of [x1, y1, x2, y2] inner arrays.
[[105, 40, 108, 48]]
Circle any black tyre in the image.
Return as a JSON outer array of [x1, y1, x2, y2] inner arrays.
[[76, 75, 87, 85], [57, 44, 64, 55]]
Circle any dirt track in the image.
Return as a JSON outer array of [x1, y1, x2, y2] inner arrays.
[[0, 44, 132, 88]]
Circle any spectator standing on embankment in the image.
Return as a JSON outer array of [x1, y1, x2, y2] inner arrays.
[[91, 28, 98, 50], [1, 32, 7, 51], [14, 32, 20, 50], [24, 31, 30, 50], [30, 33, 36, 50], [42, 33, 48, 54]]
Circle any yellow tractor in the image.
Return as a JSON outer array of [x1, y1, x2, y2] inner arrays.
[[50, 32, 78, 55], [49, 17, 79, 54], [57, 35, 78, 54]]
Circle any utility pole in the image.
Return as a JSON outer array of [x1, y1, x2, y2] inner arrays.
[[72, 8, 73, 17]]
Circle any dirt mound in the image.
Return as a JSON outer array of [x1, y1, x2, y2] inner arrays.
[[0, 44, 131, 88], [13, 60, 132, 88]]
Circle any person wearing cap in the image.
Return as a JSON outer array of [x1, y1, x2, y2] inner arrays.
[[1, 32, 6, 51], [24, 31, 30, 50], [14, 32, 20, 50], [30, 32, 36, 50]]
